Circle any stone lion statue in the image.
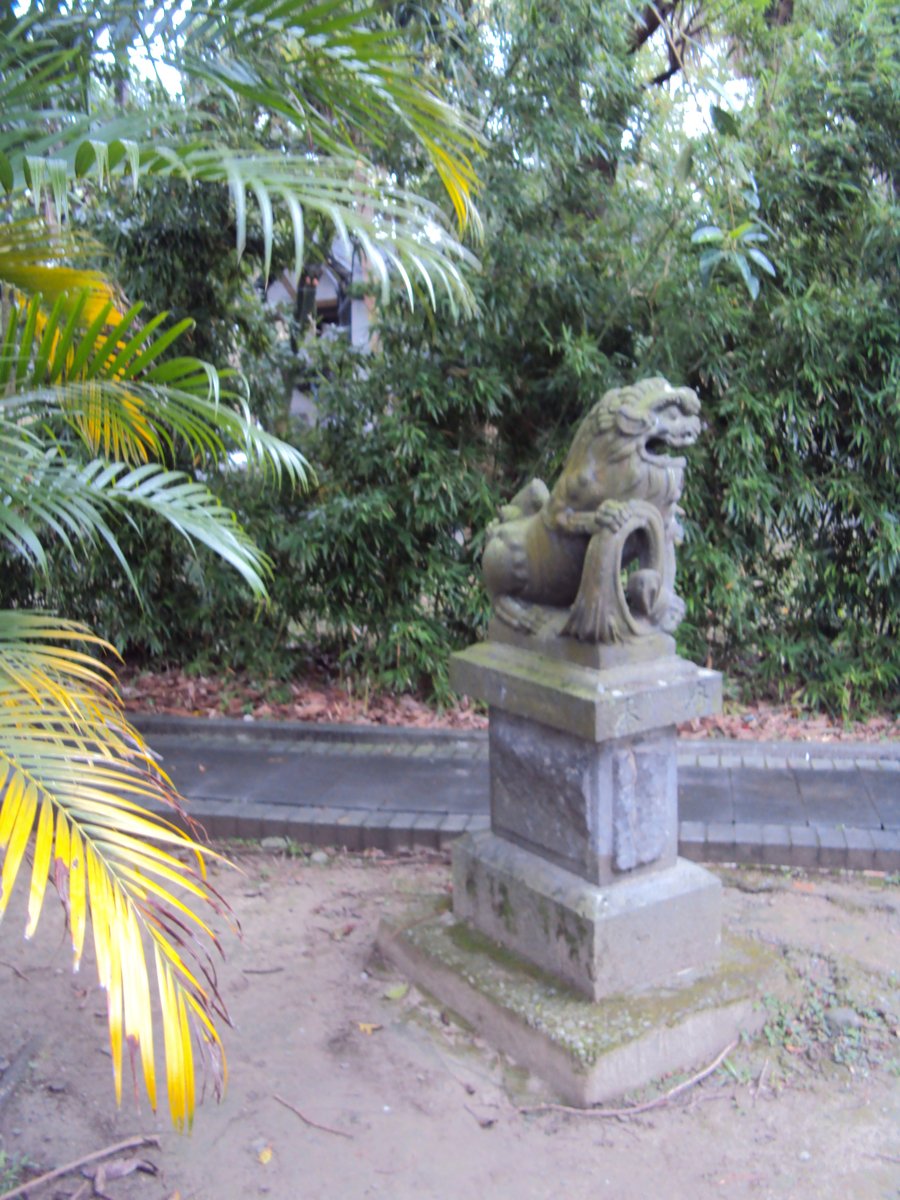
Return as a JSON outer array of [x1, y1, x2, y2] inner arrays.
[[483, 377, 701, 644]]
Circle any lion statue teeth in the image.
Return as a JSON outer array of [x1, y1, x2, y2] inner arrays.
[[482, 377, 701, 645]]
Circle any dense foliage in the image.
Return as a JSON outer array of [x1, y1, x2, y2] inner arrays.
[[299, 0, 900, 713], [0, 0, 484, 1127], [666, 0, 900, 714], [11, 0, 899, 715]]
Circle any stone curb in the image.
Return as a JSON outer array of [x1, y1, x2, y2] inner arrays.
[[133, 712, 487, 747], [157, 799, 900, 872], [135, 713, 900, 768], [135, 715, 899, 870]]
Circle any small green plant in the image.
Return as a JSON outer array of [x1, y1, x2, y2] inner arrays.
[[267, 682, 294, 706], [0, 1150, 31, 1191], [720, 1056, 754, 1086], [762, 956, 893, 1073], [284, 840, 311, 859]]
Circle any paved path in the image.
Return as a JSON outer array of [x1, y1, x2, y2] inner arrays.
[[134, 715, 900, 872]]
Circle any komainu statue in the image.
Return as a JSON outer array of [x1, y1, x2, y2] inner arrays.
[[483, 377, 701, 645]]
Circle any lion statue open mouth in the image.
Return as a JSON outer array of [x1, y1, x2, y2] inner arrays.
[[482, 377, 701, 645]]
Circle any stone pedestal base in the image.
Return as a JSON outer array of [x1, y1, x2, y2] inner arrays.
[[454, 830, 722, 1001], [376, 897, 778, 1108]]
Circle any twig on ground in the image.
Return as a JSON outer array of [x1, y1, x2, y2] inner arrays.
[[0, 961, 30, 983], [370, 853, 450, 868], [273, 1093, 353, 1139], [242, 967, 285, 976], [0, 1135, 160, 1200], [464, 1103, 498, 1129], [867, 1152, 900, 1165], [753, 1058, 769, 1102], [518, 1040, 738, 1120]]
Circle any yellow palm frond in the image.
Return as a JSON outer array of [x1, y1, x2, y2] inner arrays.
[[0, 219, 125, 325], [0, 612, 234, 1131], [0, 220, 130, 402], [3, 280, 309, 484]]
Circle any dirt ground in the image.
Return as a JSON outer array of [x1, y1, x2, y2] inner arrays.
[[0, 851, 898, 1200]]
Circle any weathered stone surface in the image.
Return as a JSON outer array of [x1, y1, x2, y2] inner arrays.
[[612, 743, 671, 871], [489, 711, 676, 884], [450, 641, 722, 742], [377, 895, 777, 1107], [487, 614, 676, 671], [482, 378, 701, 646], [453, 830, 722, 1001]]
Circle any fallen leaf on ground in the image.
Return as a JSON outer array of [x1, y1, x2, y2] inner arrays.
[[90, 1157, 157, 1200], [118, 664, 899, 740], [357, 1022, 382, 1035], [383, 983, 409, 1001]]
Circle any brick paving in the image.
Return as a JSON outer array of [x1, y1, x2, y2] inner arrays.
[[135, 715, 900, 871]]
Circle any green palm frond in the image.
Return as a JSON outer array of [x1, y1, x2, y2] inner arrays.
[[0, 611, 233, 1131], [18, 142, 477, 313], [18, 377, 309, 482], [0, 0, 480, 1135], [0, 282, 309, 596], [137, 147, 478, 310], [0, 2, 482, 310], [165, 0, 482, 233], [0, 284, 310, 486], [0, 436, 272, 595], [0, 11, 206, 195]]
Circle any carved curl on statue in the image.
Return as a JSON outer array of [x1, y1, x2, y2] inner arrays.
[[483, 377, 701, 644]]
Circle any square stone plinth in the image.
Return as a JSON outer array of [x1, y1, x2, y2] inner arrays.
[[454, 830, 722, 1002], [377, 897, 777, 1108], [490, 709, 677, 884], [450, 642, 722, 743]]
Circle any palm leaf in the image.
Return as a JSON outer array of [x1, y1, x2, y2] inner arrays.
[[1, 285, 310, 486], [0, 220, 124, 328], [0, 5, 482, 310], [137, 148, 479, 311], [166, 0, 482, 232], [0, 270, 307, 602], [0, 611, 233, 1130], [0, 437, 272, 596]]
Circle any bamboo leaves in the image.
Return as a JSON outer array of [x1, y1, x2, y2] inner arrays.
[[691, 220, 777, 299]]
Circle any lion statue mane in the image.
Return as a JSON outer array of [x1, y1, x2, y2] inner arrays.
[[482, 377, 701, 644]]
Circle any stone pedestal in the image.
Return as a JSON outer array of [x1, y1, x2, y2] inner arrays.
[[374, 636, 763, 1106], [448, 640, 723, 1002], [454, 834, 721, 1000], [487, 710, 678, 884], [377, 901, 779, 1108]]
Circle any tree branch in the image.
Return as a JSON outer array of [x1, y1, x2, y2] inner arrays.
[[518, 1039, 738, 1120]]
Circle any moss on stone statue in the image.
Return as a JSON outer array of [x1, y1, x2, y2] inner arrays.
[[555, 911, 590, 965], [496, 881, 516, 932], [408, 911, 777, 1072]]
